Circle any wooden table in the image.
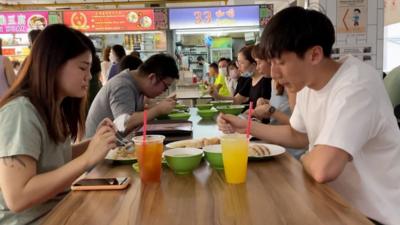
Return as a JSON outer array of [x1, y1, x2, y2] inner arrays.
[[41, 110, 373, 225]]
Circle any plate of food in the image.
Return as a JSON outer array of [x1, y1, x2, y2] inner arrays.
[[166, 137, 220, 149], [248, 143, 285, 160], [105, 143, 136, 164]]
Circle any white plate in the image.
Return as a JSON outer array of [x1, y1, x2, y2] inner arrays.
[[183, 142, 285, 160], [166, 138, 219, 149], [105, 145, 136, 162], [248, 143, 285, 159]]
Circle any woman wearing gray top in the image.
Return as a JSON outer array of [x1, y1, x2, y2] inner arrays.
[[0, 24, 117, 225]]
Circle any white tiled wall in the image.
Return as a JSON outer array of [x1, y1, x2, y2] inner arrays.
[[309, 0, 384, 72]]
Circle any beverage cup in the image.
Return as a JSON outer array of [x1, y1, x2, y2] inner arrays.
[[133, 135, 165, 182], [221, 133, 248, 184]]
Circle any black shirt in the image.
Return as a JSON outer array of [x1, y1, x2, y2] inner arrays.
[[239, 76, 272, 124], [239, 76, 272, 104], [234, 76, 251, 96]]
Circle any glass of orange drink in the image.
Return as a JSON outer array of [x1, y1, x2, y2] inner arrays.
[[221, 133, 249, 184], [133, 135, 165, 182]]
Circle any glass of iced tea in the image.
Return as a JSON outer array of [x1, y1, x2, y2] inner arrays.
[[133, 135, 165, 182]]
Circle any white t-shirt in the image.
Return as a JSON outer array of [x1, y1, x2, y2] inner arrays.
[[290, 55, 400, 225]]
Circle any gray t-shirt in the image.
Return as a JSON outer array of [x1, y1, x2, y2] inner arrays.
[[0, 97, 71, 225], [85, 69, 144, 138]]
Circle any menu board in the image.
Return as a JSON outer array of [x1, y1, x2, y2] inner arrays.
[[0, 11, 48, 34], [63, 9, 156, 32], [169, 5, 260, 29], [154, 8, 168, 30]]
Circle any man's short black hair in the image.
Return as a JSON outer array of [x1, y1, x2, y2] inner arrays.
[[260, 6, 335, 59], [138, 54, 179, 79], [209, 62, 218, 71], [197, 56, 204, 61], [218, 57, 231, 64], [354, 8, 361, 13]]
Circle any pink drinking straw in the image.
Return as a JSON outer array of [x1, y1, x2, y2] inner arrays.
[[143, 110, 147, 142], [246, 102, 253, 140]]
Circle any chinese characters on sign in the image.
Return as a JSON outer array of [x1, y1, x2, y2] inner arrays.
[[0, 12, 48, 34], [63, 9, 156, 32], [169, 6, 260, 29], [193, 8, 236, 25]]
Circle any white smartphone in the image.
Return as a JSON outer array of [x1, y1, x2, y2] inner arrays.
[[71, 177, 130, 191]]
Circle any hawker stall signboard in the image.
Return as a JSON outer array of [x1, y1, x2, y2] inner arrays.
[[63, 9, 156, 32], [169, 5, 260, 29], [0, 11, 48, 34]]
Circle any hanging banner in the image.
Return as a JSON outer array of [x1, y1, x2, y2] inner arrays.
[[63, 9, 156, 32], [0, 11, 48, 34], [169, 5, 260, 29]]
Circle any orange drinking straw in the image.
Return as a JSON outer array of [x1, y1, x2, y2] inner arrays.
[[246, 102, 253, 140], [143, 110, 147, 142]]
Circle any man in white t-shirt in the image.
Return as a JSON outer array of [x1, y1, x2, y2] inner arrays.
[[217, 7, 400, 225]]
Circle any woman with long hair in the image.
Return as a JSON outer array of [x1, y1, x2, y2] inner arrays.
[[0, 24, 116, 225]]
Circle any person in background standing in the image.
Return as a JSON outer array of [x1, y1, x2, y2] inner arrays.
[[12, 61, 21, 75], [107, 45, 126, 81], [100, 46, 111, 85], [27, 30, 41, 49], [197, 56, 209, 82], [88, 55, 102, 110], [119, 55, 143, 72], [0, 38, 17, 98]]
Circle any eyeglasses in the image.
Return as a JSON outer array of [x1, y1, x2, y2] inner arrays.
[[159, 79, 170, 90]]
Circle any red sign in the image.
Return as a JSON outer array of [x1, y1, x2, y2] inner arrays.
[[63, 9, 155, 32], [2, 48, 16, 56]]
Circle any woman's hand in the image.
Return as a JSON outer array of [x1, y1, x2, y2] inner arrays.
[[83, 125, 116, 169], [96, 118, 116, 132], [217, 113, 247, 134]]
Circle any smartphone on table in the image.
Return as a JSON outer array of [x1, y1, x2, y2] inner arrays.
[[71, 177, 130, 191]]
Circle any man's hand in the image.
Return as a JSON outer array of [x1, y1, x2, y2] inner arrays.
[[217, 113, 247, 134], [154, 98, 176, 116], [256, 98, 269, 106]]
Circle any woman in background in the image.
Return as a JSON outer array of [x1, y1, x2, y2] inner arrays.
[[107, 44, 126, 80], [100, 46, 111, 85]]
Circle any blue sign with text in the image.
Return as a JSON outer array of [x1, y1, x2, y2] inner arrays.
[[169, 5, 260, 29]]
